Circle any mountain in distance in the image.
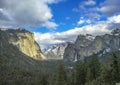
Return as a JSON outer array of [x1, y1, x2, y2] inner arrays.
[[63, 28, 120, 62], [0, 27, 120, 85], [0, 27, 120, 64], [43, 43, 68, 59], [1, 27, 119, 63], [43, 28, 120, 61]]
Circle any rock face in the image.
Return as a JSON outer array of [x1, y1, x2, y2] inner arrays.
[[2, 28, 45, 60], [44, 43, 68, 59], [63, 28, 120, 61]]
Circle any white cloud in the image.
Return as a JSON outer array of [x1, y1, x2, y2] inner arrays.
[[80, 0, 96, 9], [98, 0, 120, 16], [86, 19, 91, 23], [77, 18, 91, 25], [108, 15, 120, 23], [35, 14, 120, 49], [42, 21, 58, 29], [0, 8, 14, 21], [34, 32, 66, 49], [72, 0, 96, 12], [77, 20, 85, 25], [0, 0, 62, 28], [34, 21, 111, 49], [84, 0, 96, 6], [73, 0, 120, 22]]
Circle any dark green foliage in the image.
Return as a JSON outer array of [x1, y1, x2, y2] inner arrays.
[[111, 53, 120, 83], [55, 64, 67, 85], [1, 29, 120, 85], [86, 54, 101, 82], [100, 63, 112, 84], [100, 53, 120, 85], [74, 61, 86, 85]]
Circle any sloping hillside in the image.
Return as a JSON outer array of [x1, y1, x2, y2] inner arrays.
[[0, 29, 62, 85]]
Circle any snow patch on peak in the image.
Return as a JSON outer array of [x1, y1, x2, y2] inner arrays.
[[43, 42, 68, 60], [86, 34, 95, 41]]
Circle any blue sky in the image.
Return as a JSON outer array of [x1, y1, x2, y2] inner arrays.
[[0, 0, 120, 49], [31, 0, 106, 33]]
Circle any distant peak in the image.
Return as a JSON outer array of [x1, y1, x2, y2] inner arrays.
[[111, 28, 120, 36], [17, 28, 26, 31]]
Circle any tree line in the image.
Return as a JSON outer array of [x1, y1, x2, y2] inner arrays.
[[0, 52, 120, 85], [44, 53, 120, 85]]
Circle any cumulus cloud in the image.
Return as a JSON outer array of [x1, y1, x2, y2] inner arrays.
[[77, 20, 85, 25], [88, 0, 120, 17], [73, 0, 120, 21], [98, 0, 120, 16], [77, 18, 91, 25], [0, 0, 62, 28], [42, 21, 58, 29], [80, 0, 96, 8], [73, 0, 96, 12], [35, 14, 120, 49], [84, 0, 96, 6], [106, 15, 120, 29], [108, 15, 120, 23], [34, 21, 111, 49]]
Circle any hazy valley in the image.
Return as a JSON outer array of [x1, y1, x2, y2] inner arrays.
[[0, 28, 120, 85], [0, 0, 120, 85]]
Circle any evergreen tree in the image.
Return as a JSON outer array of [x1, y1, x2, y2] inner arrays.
[[40, 75, 49, 85], [55, 64, 67, 85], [100, 64, 113, 85], [69, 71, 75, 85], [111, 53, 120, 83], [86, 54, 101, 82], [74, 61, 86, 85], [100, 52, 120, 85]]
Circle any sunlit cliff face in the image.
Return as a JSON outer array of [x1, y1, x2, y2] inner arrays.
[[7, 28, 46, 60]]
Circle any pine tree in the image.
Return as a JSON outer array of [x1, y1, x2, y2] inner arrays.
[[86, 54, 101, 82], [111, 53, 120, 83], [55, 64, 67, 85], [74, 61, 86, 85], [100, 53, 120, 85], [69, 71, 75, 85], [100, 64, 113, 85], [40, 75, 48, 85]]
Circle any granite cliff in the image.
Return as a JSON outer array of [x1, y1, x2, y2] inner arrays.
[[0, 28, 45, 60], [63, 28, 120, 61], [44, 43, 68, 59]]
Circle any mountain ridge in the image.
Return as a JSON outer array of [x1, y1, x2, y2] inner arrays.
[[63, 28, 120, 61], [0, 28, 45, 60], [44, 43, 68, 59]]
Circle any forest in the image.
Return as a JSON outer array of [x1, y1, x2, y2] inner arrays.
[[0, 51, 120, 85]]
